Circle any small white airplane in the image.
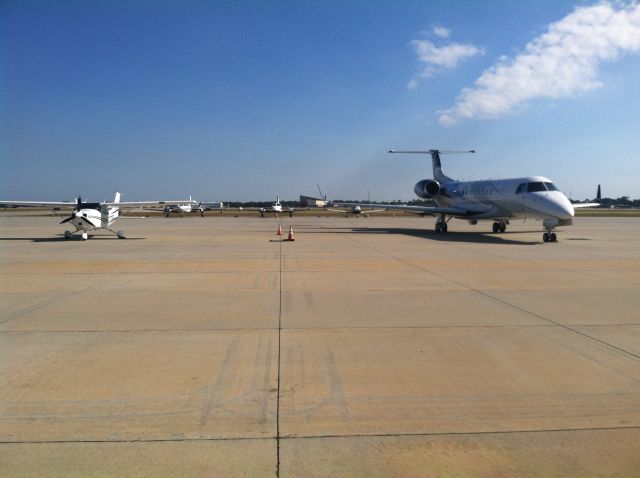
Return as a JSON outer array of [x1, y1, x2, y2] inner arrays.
[[337, 149, 598, 243], [327, 204, 386, 217], [161, 196, 202, 217], [0, 192, 192, 240], [242, 196, 297, 217]]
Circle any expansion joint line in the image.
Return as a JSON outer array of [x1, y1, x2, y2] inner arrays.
[[276, 238, 283, 477]]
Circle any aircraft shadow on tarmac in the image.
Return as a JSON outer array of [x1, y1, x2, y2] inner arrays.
[[306, 226, 540, 245], [0, 235, 146, 242]]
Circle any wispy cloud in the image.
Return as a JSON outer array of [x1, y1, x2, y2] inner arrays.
[[438, 1, 640, 126], [432, 26, 451, 38], [408, 37, 484, 89]]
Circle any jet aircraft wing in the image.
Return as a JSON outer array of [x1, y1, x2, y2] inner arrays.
[[335, 202, 470, 216], [572, 203, 601, 208]]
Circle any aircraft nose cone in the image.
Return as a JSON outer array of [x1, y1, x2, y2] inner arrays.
[[546, 194, 574, 219]]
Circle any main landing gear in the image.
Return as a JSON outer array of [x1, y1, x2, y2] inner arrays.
[[543, 232, 557, 243], [492, 220, 508, 233], [64, 229, 125, 240], [435, 214, 448, 233]]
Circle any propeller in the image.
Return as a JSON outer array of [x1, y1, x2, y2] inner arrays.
[[59, 213, 94, 227], [79, 216, 94, 227], [61, 196, 84, 224]]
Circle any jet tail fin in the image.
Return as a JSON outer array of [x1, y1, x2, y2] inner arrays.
[[388, 149, 474, 184], [429, 150, 454, 184]]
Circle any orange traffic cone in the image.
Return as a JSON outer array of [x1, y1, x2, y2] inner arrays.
[[286, 226, 295, 241], [277, 224, 283, 235]]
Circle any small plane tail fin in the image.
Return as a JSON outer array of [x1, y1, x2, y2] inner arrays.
[[105, 192, 121, 224]]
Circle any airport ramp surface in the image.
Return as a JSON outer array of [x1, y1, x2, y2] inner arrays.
[[1, 215, 639, 477]]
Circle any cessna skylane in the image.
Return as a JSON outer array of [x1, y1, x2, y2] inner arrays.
[[337, 149, 597, 243], [0, 193, 192, 240]]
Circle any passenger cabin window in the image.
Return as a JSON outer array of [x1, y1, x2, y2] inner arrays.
[[527, 182, 547, 192], [515, 183, 526, 194]]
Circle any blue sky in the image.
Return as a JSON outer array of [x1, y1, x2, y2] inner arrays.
[[2, 0, 639, 202]]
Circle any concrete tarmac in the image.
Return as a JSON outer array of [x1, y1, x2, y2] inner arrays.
[[1, 214, 639, 477]]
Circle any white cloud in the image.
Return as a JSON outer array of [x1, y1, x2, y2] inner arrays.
[[438, 1, 640, 125], [433, 26, 451, 38], [408, 39, 484, 89]]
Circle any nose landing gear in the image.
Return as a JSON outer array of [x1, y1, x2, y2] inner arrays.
[[542, 218, 560, 243]]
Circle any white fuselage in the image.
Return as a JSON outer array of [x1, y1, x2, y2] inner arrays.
[[430, 176, 575, 222], [68, 205, 119, 231]]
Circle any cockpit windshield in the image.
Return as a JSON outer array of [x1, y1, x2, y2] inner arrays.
[[527, 182, 547, 192], [516, 182, 559, 194]]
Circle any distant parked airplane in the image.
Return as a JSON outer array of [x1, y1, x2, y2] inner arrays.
[[242, 196, 297, 217], [0, 193, 192, 240], [337, 149, 598, 242]]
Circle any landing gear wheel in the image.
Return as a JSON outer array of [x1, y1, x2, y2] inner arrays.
[[435, 222, 447, 233], [64, 231, 72, 240], [543, 232, 549, 243], [492, 222, 499, 233], [81, 232, 88, 241], [499, 223, 506, 233], [117, 230, 125, 239], [549, 232, 557, 242]]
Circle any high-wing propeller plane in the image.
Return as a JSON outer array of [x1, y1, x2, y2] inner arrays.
[[337, 149, 598, 243], [0, 192, 193, 240]]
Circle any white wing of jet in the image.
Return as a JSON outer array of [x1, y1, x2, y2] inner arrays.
[[572, 203, 601, 208], [335, 202, 472, 217]]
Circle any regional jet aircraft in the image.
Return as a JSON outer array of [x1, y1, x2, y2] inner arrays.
[[337, 150, 597, 242], [0, 193, 192, 240]]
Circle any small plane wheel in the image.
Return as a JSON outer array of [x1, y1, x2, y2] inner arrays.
[[117, 231, 125, 239], [435, 224, 441, 233], [64, 231, 72, 240], [543, 232, 549, 242], [442, 222, 448, 233], [499, 223, 506, 233], [492, 222, 499, 233], [550, 232, 557, 242], [81, 232, 88, 241]]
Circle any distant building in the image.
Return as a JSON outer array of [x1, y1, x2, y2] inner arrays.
[[299, 195, 327, 208]]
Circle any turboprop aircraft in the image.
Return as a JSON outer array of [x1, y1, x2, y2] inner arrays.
[[241, 197, 297, 217], [327, 204, 386, 217], [0, 193, 192, 240], [337, 149, 598, 243], [160, 196, 202, 217]]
